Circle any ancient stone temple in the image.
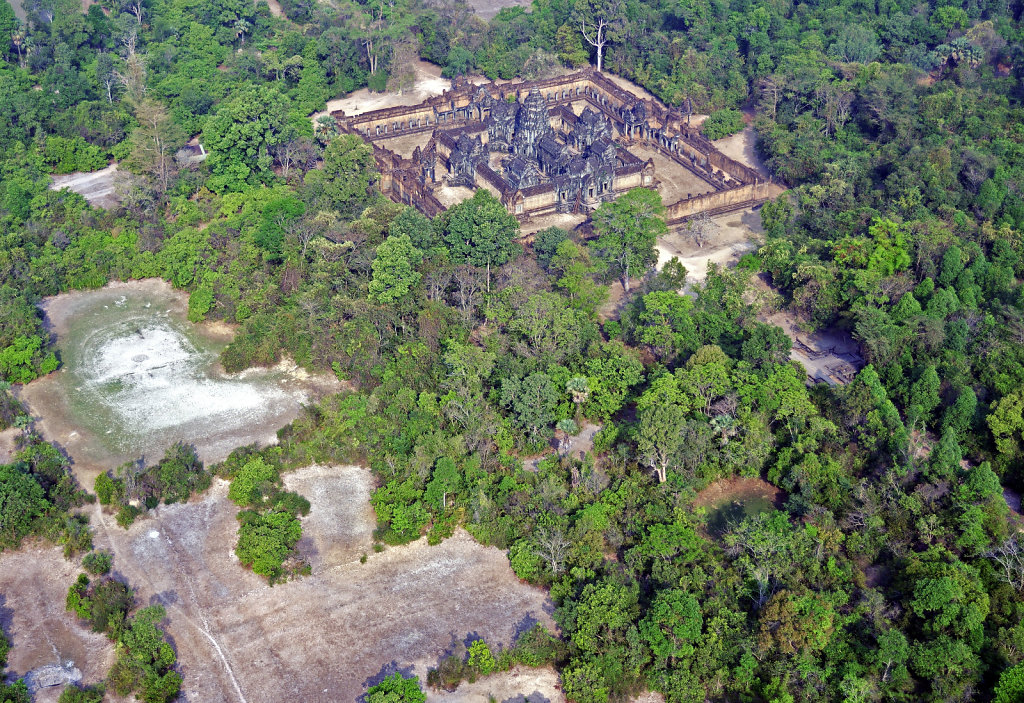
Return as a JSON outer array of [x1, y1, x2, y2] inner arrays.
[[332, 67, 774, 228]]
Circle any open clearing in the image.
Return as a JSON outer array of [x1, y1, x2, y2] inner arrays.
[[630, 146, 716, 202], [0, 466, 555, 701], [17, 279, 340, 488], [712, 124, 770, 179], [0, 546, 117, 703], [467, 0, 530, 20], [656, 206, 764, 283], [69, 465, 557, 702], [50, 164, 120, 210], [325, 60, 452, 118]]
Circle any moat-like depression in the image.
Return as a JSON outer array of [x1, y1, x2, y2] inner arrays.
[[18, 280, 339, 480]]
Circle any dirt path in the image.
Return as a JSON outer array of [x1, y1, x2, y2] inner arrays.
[[49, 164, 119, 210], [81, 466, 555, 702], [264, 0, 284, 17]]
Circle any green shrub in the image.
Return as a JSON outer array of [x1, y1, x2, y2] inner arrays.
[[115, 504, 141, 528], [468, 639, 496, 676], [82, 550, 113, 575], [94, 473, 116, 505], [227, 457, 278, 506], [701, 108, 745, 140], [66, 573, 133, 637], [235, 510, 302, 583], [58, 684, 105, 703], [366, 672, 425, 702], [41, 136, 107, 174]]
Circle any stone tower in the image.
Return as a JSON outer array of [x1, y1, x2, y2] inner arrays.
[[512, 87, 552, 159]]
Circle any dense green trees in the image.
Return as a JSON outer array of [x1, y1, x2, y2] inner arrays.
[[3, 0, 1024, 698]]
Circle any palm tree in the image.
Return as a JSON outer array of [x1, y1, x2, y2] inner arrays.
[[566, 376, 590, 419]]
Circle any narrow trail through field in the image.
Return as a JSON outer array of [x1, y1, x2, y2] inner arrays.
[[92, 502, 249, 703]]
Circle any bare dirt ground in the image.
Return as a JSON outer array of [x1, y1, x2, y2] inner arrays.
[[656, 206, 763, 284], [761, 307, 863, 385], [78, 465, 555, 703], [520, 212, 587, 239], [693, 477, 784, 511], [0, 547, 116, 701], [325, 61, 452, 118], [16, 280, 341, 489], [264, 0, 284, 18], [602, 73, 660, 104], [50, 164, 120, 210], [427, 666, 563, 702], [712, 125, 770, 179], [0, 427, 18, 465], [376, 131, 434, 159], [630, 145, 716, 203], [467, 0, 530, 19], [522, 421, 600, 471], [434, 185, 477, 209]]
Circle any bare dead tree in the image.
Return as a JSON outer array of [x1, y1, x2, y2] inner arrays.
[[535, 526, 571, 575], [987, 537, 1024, 592], [114, 31, 147, 103], [685, 211, 716, 249], [575, 0, 622, 73], [451, 265, 484, 324]]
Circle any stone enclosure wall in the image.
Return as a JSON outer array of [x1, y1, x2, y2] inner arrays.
[[331, 67, 779, 228]]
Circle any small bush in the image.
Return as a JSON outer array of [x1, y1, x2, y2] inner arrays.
[[94, 473, 116, 505], [702, 108, 746, 140], [58, 684, 105, 703], [82, 550, 112, 575], [115, 504, 141, 528]]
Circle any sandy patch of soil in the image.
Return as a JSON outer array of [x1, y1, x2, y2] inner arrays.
[[0, 427, 19, 465], [630, 693, 666, 703], [434, 185, 477, 209], [467, 0, 531, 20], [0, 547, 116, 700], [761, 307, 863, 386], [428, 666, 563, 702], [281, 465, 376, 571], [656, 206, 763, 283], [326, 61, 452, 118], [263, 0, 283, 18], [81, 466, 554, 703], [519, 212, 587, 239], [50, 164, 120, 210], [601, 72, 660, 105], [376, 131, 435, 159], [693, 477, 784, 510], [16, 279, 341, 488], [712, 125, 770, 179]]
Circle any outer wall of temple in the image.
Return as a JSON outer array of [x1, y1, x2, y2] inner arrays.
[[331, 67, 777, 230]]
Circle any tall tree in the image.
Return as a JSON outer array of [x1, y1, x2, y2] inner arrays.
[[591, 188, 666, 292], [202, 86, 291, 191], [303, 134, 378, 217], [573, 0, 623, 72], [124, 99, 184, 203], [440, 189, 520, 290]]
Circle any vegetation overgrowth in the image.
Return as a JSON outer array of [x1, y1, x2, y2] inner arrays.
[[0, 0, 1023, 699]]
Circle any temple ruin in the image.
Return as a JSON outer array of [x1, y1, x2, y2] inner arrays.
[[331, 68, 776, 230]]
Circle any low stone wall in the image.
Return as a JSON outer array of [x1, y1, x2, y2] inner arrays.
[[665, 181, 773, 224]]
